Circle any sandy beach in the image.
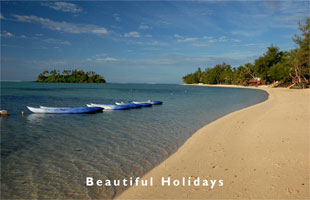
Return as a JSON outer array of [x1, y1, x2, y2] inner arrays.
[[118, 86, 309, 199]]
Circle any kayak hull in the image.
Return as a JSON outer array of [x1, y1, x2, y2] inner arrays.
[[87, 103, 129, 110], [149, 101, 163, 105], [115, 102, 142, 108], [40, 106, 70, 109], [130, 101, 153, 107]]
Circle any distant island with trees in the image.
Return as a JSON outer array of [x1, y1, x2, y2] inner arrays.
[[183, 18, 309, 89], [37, 70, 106, 83]]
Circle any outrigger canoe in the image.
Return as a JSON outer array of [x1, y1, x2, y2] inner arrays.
[[27, 106, 103, 114], [87, 103, 129, 110]]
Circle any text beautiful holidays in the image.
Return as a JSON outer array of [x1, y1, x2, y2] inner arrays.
[[86, 177, 224, 189]]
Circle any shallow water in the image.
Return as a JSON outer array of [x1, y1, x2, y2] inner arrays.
[[0, 82, 268, 199]]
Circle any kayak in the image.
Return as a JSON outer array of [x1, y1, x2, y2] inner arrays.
[[27, 106, 103, 114], [87, 103, 129, 110], [115, 102, 142, 108], [148, 100, 163, 105], [130, 101, 152, 107], [40, 106, 69, 109]]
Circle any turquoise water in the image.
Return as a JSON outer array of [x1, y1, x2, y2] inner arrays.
[[0, 82, 268, 199]]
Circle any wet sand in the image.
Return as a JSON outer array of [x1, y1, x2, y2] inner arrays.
[[118, 86, 309, 199]]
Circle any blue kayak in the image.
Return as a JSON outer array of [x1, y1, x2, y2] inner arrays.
[[87, 103, 130, 110], [149, 100, 163, 105], [115, 102, 142, 108], [27, 106, 103, 114], [130, 101, 153, 107]]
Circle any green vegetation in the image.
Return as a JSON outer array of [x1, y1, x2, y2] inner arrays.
[[37, 70, 106, 83], [183, 18, 310, 88]]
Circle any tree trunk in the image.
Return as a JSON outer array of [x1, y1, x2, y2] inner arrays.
[[295, 64, 305, 89]]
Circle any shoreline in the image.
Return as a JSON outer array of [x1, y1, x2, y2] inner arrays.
[[118, 86, 309, 199], [182, 83, 271, 89]]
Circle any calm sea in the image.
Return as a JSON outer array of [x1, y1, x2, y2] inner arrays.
[[0, 82, 268, 199]]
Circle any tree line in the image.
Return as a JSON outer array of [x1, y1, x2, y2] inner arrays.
[[183, 18, 309, 88], [37, 69, 106, 83]]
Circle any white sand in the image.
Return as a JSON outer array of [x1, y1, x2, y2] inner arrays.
[[118, 87, 309, 199]]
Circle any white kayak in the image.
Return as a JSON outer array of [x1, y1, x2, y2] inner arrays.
[[27, 106, 103, 114], [40, 106, 70, 109]]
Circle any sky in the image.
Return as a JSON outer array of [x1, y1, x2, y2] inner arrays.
[[1, 0, 309, 83]]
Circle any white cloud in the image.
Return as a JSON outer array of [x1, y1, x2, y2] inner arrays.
[[42, 38, 71, 45], [1, 31, 14, 37], [232, 43, 266, 47], [145, 34, 152, 38], [127, 40, 167, 46], [192, 43, 209, 47], [91, 28, 108, 34], [144, 41, 166, 46], [174, 34, 182, 38], [158, 20, 172, 25], [203, 36, 213, 40], [113, 13, 120, 22], [0, 31, 71, 47], [124, 31, 140, 38], [231, 39, 241, 42], [41, 2, 82, 13], [176, 35, 229, 44], [231, 30, 262, 37], [104, 57, 118, 62], [13, 15, 109, 35], [208, 39, 217, 43], [174, 34, 232, 47], [218, 36, 227, 42], [96, 57, 118, 62], [175, 34, 230, 44], [139, 24, 152, 30], [0, 12, 4, 19], [177, 37, 198, 42]]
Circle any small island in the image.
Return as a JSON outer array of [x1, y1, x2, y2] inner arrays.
[[37, 69, 106, 83]]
